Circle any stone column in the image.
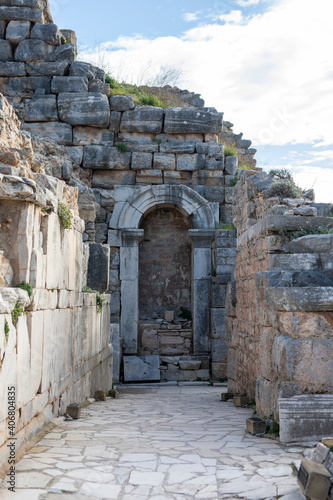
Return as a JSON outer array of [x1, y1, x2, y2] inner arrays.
[[188, 229, 215, 354], [120, 229, 144, 354]]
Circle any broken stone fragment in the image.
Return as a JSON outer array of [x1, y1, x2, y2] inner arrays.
[[0, 252, 14, 287], [94, 390, 106, 401], [246, 417, 266, 435]]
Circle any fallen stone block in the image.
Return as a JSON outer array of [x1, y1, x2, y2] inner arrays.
[[65, 403, 81, 419], [297, 459, 331, 500], [246, 417, 266, 435], [279, 395, 333, 442], [58, 92, 110, 128], [123, 355, 160, 382], [94, 390, 106, 401], [233, 395, 249, 407], [221, 392, 233, 402], [164, 107, 223, 134]]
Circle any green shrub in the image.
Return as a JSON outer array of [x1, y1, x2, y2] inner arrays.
[[291, 226, 333, 240], [82, 287, 105, 313], [216, 223, 236, 230], [58, 202, 73, 229], [4, 319, 9, 341], [266, 180, 304, 199], [231, 175, 238, 187], [18, 281, 34, 297], [11, 301, 24, 324], [224, 145, 238, 157], [117, 143, 128, 153], [269, 168, 293, 181], [139, 95, 163, 107]]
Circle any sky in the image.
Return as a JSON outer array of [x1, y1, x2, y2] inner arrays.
[[51, 0, 333, 203]]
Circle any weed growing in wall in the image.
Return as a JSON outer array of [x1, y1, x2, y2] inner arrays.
[[117, 143, 128, 153], [18, 281, 34, 297], [58, 202, 73, 229], [291, 226, 333, 240], [4, 319, 9, 341], [82, 287, 105, 313], [224, 145, 238, 157], [11, 302, 23, 324], [269, 168, 293, 181], [107, 76, 164, 107]]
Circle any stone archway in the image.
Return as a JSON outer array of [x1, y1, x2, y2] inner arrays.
[[115, 185, 215, 370]]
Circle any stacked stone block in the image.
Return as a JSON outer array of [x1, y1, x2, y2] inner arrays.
[[226, 170, 333, 425]]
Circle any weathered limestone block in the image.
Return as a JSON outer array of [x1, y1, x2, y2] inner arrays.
[[6, 20, 30, 43], [109, 111, 121, 133], [25, 61, 69, 76], [73, 127, 114, 146], [92, 170, 136, 188], [30, 23, 61, 45], [192, 170, 224, 186], [117, 133, 158, 153], [0, 20, 5, 38], [269, 253, 319, 271], [0, 61, 26, 76], [15, 39, 55, 61], [225, 156, 238, 176], [25, 94, 58, 122], [83, 145, 131, 169], [0, 174, 34, 200], [160, 138, 196, 154], [22, 122, 72, 145], [279, 395, 333, 442], [136, 169, 163, 184], [110, 95, 134, 112], [0, 147, 20, 165], [51, 76, 88, 93], [123, 355, 160, 382], [87, 243, 110, 293], [284, 234, 333, 254], [52, 44, 75, 62], [0, 75, 50, 96], [164, 108, 223, 134], [0, 40, 12, 61], [176, 153, 205, 171], [131, 152, 152, 170], [120, 106, 163, 133], [58, 92, 110, 128], [69, 61, 95, 79], [0, 6, 43, 22], [163, 171, 191, 184], [153, 153, 176, 170], [0, 251, 13, 287], [0, 287, 30, 313], [196, 142, 221, 155], [212, 285, 227, 308], [204, 186, 225, 203]]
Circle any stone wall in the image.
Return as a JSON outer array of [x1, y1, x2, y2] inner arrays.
[[0, 93, 112, 469], [227, 170, 333, 421]]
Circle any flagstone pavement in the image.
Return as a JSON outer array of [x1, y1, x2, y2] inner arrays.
[[0, 384, 307, 500]]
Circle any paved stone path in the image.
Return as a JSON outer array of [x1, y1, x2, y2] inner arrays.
[[0, 385, 306, 500]]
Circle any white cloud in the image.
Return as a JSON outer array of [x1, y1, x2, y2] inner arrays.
[[237, 0, 260, 6], [79, 0, 333, 149], [217, 10, 243, 24], [184, 12, 199, 22]]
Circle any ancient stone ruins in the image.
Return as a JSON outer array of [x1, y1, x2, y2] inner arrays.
[[0, 0, 332, 469]]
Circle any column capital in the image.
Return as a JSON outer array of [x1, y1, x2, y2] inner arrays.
[[121, 229, 144, 247], [188, 229, 215, 247]]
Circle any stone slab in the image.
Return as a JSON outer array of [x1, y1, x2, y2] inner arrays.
[[87, 243, 110, 293], [164, 107, 223, 134], [123, 355, 160, 382], [58, 92, 110, 128]]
